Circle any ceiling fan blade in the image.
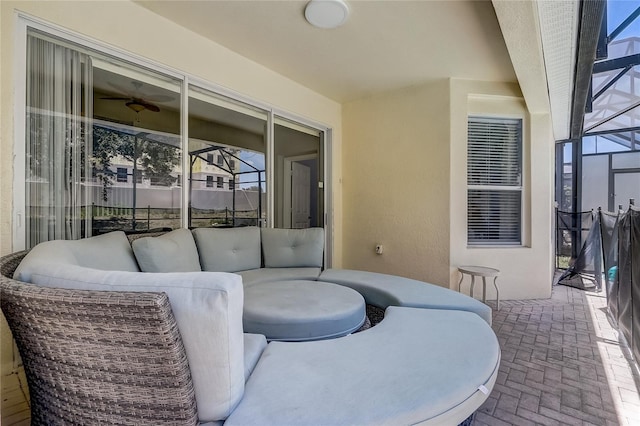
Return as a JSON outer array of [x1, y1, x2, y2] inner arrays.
[[106, 80, 174, 103], [143, 94, 175, 102], [100, 96, 132, 100], [107, 81, 135, 95]]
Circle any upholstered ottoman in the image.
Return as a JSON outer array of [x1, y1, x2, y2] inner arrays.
[[243, 280, 366, 341]]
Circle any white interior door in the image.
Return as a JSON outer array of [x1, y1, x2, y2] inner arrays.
[[614, 172, 640, 209], [292, 162, 311, 228]]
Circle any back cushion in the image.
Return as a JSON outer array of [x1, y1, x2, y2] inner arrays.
[[193, 227, 261, 273], [14, 231, 139, 281], [261, 228, 324, 268], [132, 228, 201, 272], [72, 231, 140, 271], [25, 263, 245, 423]]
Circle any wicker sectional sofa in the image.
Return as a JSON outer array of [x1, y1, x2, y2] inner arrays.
[[1, 227, 500, 425]]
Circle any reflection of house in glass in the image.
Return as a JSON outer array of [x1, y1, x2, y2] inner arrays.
[[187, 142, 266, 228], [86, 122, 265, 232], [191, 151, 237, 189]]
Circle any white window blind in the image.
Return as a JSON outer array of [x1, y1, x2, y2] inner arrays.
[[467, 117, 522, 245]]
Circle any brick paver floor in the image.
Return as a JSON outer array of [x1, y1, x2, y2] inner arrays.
[[474, 284, 640, 426]]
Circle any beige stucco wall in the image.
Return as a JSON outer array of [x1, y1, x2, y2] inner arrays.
[[0, 0, 342, 375], [342, 80, 451, 286], [450, 79, 554, 300], [342, 78, 554, 299]]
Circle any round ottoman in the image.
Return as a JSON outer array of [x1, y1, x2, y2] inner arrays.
[[243, 280, 366, 341]]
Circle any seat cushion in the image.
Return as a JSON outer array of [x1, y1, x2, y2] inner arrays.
[[226, 307, 500, 426], [193, 227, 261, 273], [13, 231, 139, 281], [260, 228, 324, 268], [319, 268, 492, 325], [237, 267, 321, 286], [243, 333, 267, 381], [24, 263, 244, 423], [131, 228, 201, 273]]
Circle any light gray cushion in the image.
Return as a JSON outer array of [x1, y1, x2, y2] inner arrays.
[[237, 267, 322, 286], [319, 268, 493, 325], [132, 228, 201, 272], [13, 231, 139, 281], [243, 280, 365, 341], [193, 227, 261, 273], [226, 307, 500, 426], [24, 263, 245, 423], [243, 333, 267, 381], [260, 228, 324, 268]]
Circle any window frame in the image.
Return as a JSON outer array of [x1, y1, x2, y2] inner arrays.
[[116, 167, 128, 183], [467, 116, 524, 246]]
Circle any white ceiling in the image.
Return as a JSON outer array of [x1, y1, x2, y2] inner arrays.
[[136, 0, 518, 103]]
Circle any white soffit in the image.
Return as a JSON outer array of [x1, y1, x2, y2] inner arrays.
[[536, 0, 580, 141], [492, 0, 549, 116]]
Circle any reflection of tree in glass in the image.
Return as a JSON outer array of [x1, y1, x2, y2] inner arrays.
[[92, 126, 179, 201], [140, 141, 180, 187], [93, 126, 179, 230]]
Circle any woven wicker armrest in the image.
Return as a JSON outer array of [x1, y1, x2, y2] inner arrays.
[[0, 252, 198, 425]]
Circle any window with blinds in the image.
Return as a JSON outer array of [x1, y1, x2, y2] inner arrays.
[[467, 117, 522, 245]]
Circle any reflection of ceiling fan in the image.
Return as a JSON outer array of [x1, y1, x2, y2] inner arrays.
[[100, 81, 174, 113]]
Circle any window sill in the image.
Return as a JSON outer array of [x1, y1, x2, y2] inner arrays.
[[467, 244, 528, 249]]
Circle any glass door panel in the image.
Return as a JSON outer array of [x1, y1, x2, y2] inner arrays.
[[273, 116, 324, 229], [25, 30, 182, 248], [188, 86, 268, 228], [91, 57, 182, 234]]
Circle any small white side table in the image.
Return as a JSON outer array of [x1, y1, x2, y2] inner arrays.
[[458, 266, 501, 310]]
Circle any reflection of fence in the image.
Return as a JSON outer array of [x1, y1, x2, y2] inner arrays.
[[91, 204, 262, 234], [91, 204, 180, 234], [190, 207, 261, 228], [28, 203, 263, 236]]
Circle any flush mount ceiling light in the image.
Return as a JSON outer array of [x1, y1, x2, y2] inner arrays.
[[304, 0, 350, 29]]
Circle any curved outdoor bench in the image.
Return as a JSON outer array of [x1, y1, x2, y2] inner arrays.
[[4, 229, 500, 425], [319, 268, 493, 325], [226, 306, 500, 426]]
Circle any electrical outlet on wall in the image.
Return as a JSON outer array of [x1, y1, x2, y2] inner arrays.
[[375, 244, 384, 255]]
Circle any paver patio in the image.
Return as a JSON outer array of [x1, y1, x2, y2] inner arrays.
[[474, 284, 640, 426]]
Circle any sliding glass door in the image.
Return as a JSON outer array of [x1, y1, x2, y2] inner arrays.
[[19, 25, 331, 251]]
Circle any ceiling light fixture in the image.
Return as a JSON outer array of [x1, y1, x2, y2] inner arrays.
[[304, 0, 350, 29]]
